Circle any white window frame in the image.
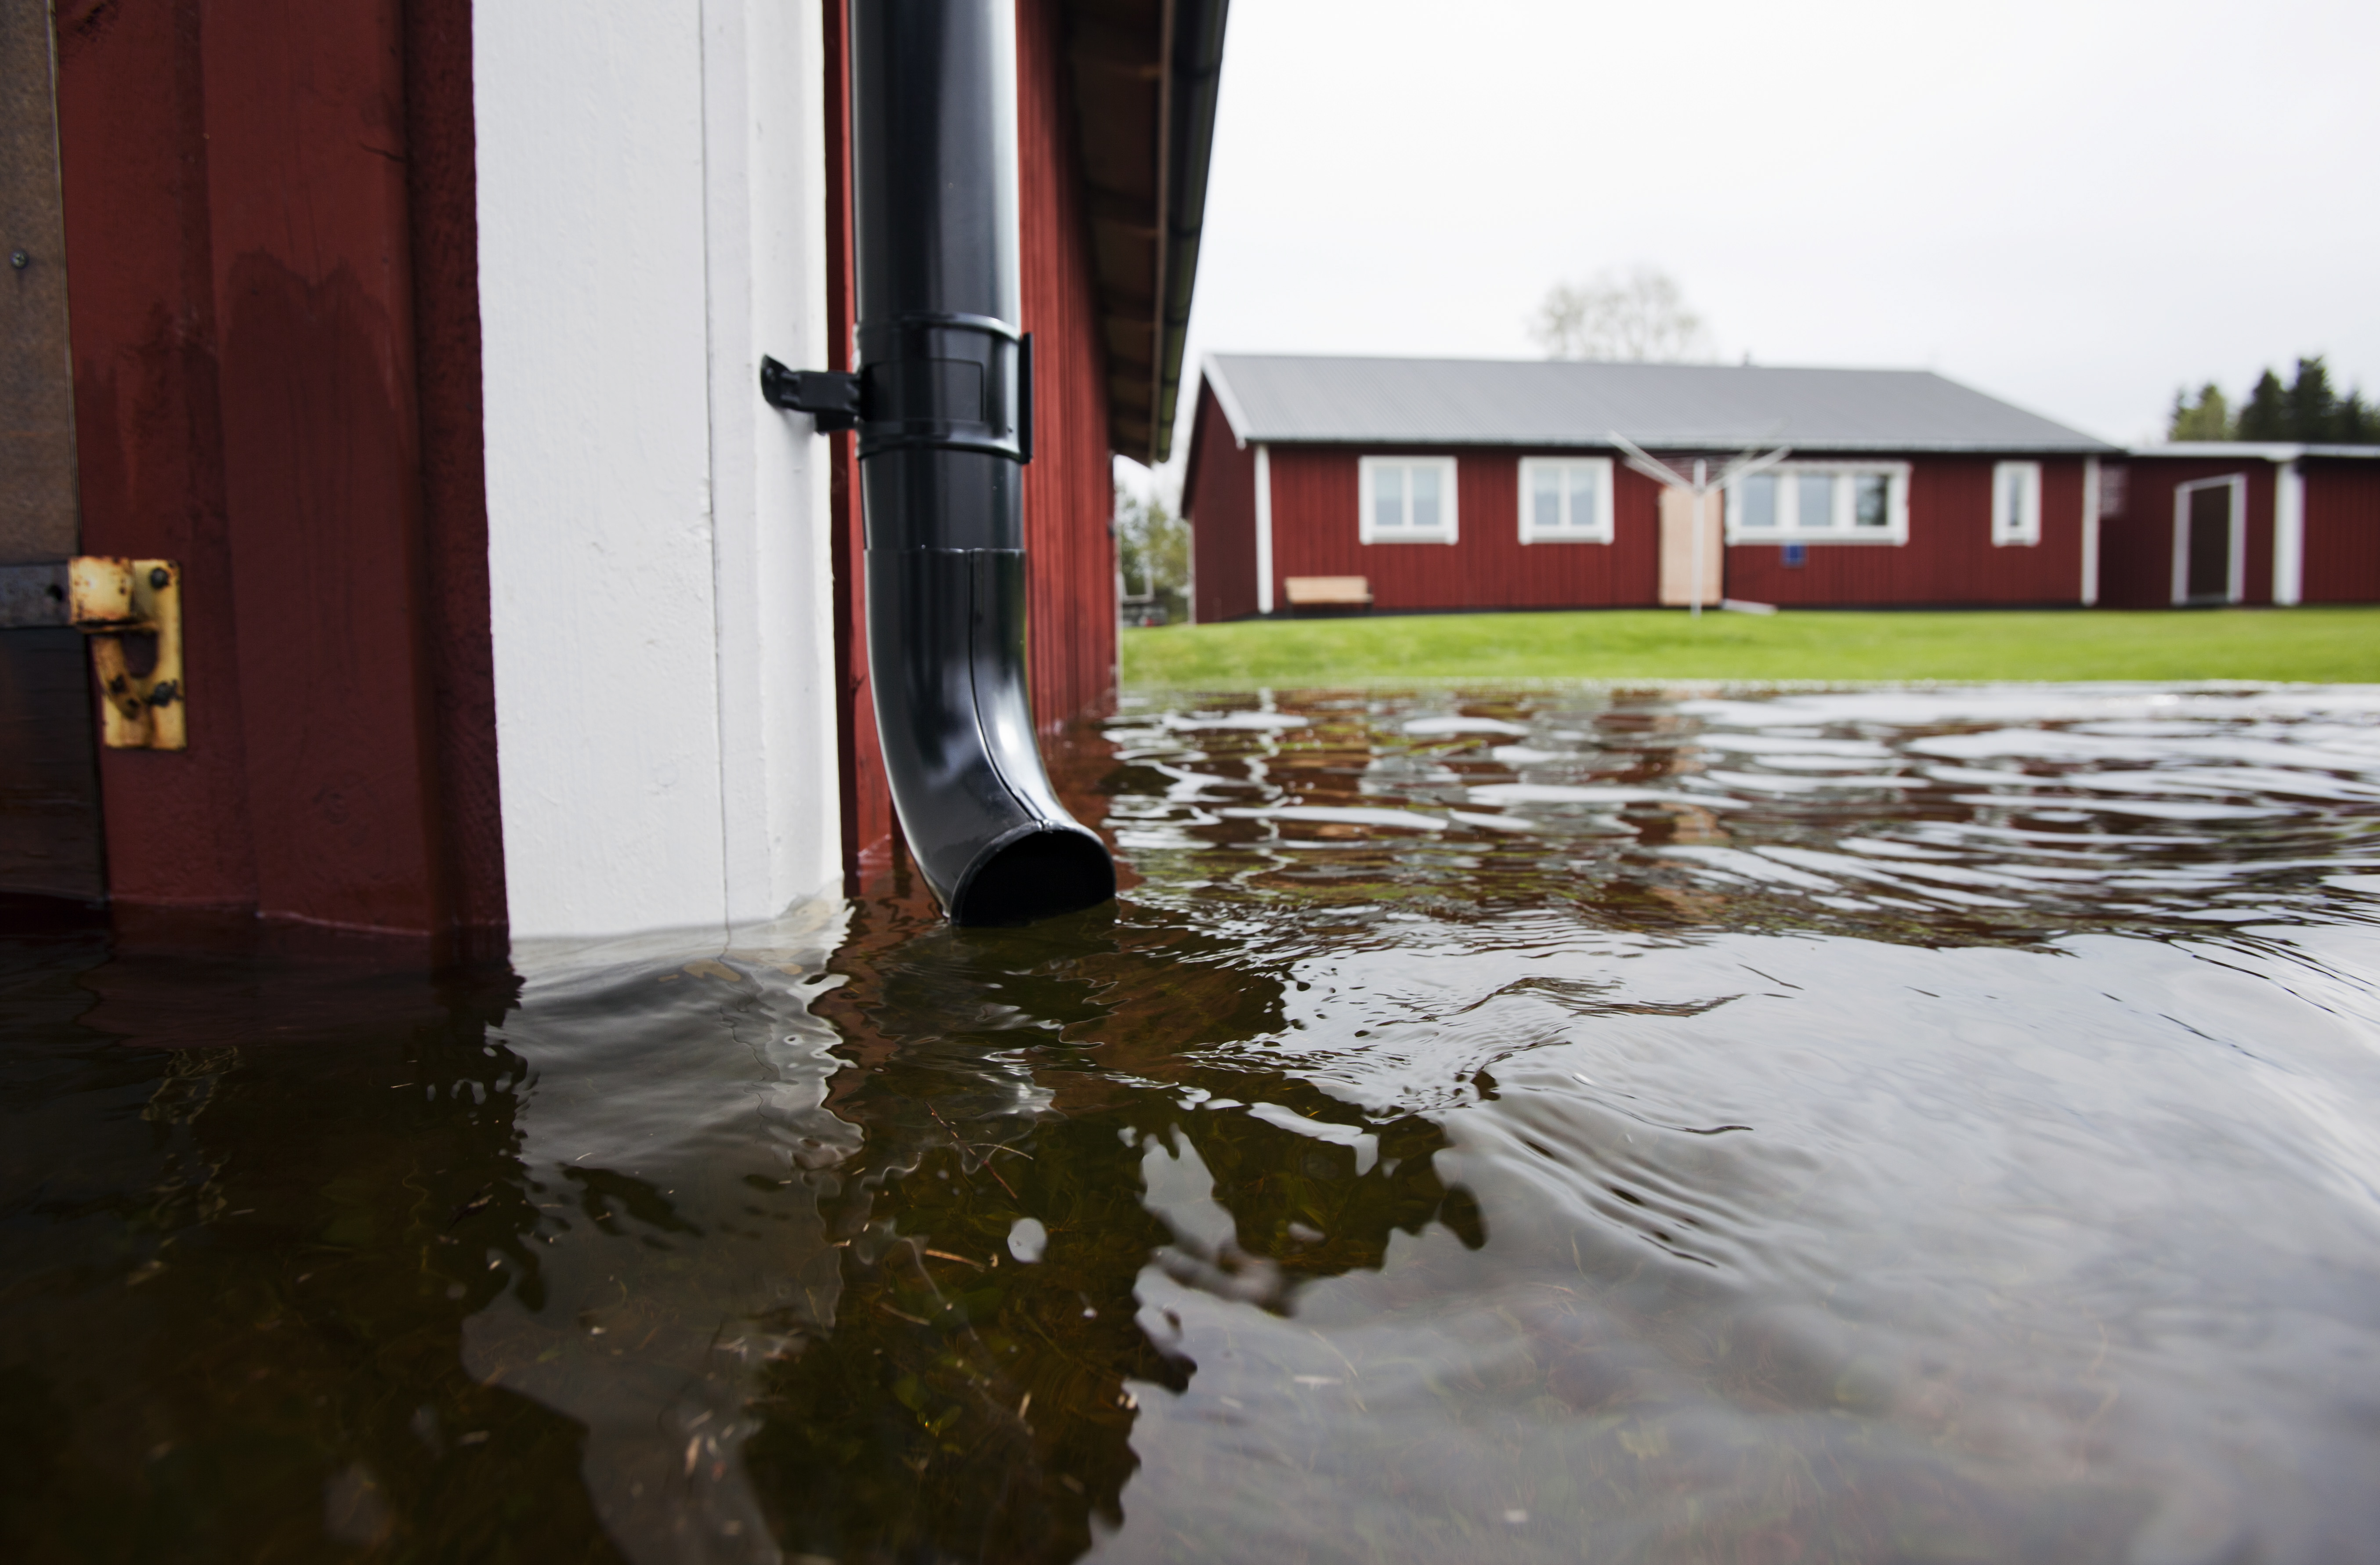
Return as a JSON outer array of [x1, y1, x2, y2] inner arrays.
[[1516, 457, 1615, 544], [1723, 461, 1910, 545], [1992, 460, 2042, 547], [1358, 455, 1460, 545]]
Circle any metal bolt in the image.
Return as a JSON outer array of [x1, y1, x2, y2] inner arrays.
[[149, 566, 170, 590], [8, 250, 26, 270]]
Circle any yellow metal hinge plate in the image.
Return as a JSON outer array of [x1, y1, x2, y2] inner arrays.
[[69, 557, 185, 751]]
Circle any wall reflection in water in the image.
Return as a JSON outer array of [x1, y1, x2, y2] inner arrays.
[[0, 909, 619, 1561]]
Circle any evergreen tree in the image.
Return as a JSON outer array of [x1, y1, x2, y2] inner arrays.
[[2337, 390, 2379, 445], [2169, 358, 2378, 445], [2235, 369, 2291, 441], [2283, 356, 2338, 440], [2168, 383, 2232, 440]]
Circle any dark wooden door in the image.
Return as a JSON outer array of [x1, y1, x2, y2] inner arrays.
[[2185, 484, 2233, 603], [0, 0, 103, 902]]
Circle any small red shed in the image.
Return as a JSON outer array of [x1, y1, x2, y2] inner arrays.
[[1183, 355, 2119, 621], [2096, 444, 2380, 608]]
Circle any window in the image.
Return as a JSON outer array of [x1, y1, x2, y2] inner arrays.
[[1725, 463, 1908, 544], [1993, 461, 2041, 546], [2098, 463, 2128, 520], [1516, 457, 1613, 543], [1359, 456, 1459, 544]]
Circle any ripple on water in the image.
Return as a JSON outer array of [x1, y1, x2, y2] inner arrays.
[[6, 684, 2380, 1563]]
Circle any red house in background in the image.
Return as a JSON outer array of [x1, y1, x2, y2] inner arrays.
[[1184, 355, 2119, 619], [2096, 444, 2380, 608]]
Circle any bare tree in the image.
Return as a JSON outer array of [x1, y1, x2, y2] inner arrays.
[[1114, 480, 1190, 624], [1530, 267, 1712, 362]]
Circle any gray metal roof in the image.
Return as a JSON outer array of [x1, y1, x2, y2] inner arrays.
[[1204, 354, 2116, 454]]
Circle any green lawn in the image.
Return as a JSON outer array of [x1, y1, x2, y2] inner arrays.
[[1120, 607, 2380, 690]]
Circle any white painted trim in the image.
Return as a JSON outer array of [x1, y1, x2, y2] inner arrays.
[[2080, 457, 2101, 605], [1516, 456, 1615, 544], [2229, 478, 2249, 603], [1205, 356, 1257, 452], [479, 0, 838, 939], [701, 0, 840, 926], [2170, 473, 2249, 606], [1356, 455, 1460, 545], [2134, 441, 2380, 462], [2274, 460, 2304, 606], [1253, 443, 1274, 614], [1723, 461, 1909, 545], [1990, 460, 2042, 546], [2134, 441, 2307, 461]]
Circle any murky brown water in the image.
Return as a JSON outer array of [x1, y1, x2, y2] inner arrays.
[[8, 683, 2380, 1564]]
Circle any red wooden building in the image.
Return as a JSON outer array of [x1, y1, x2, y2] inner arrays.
[[0, 0, 1222, 947], [1185, 355, 2119, 620], [2095, 444, 2380, 608]]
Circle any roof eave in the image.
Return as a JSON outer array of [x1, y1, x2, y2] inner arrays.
[[1062, 0, 1228, 470], [1200, 355, 1254, 448]]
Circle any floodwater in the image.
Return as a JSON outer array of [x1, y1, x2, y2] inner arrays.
[[8, 684, 2380, 1565]]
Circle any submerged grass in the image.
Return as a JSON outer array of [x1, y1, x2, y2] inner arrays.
[[1120, 605, 2380, 690]]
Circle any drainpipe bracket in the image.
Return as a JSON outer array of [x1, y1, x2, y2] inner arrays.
[[760, 356, 861, 433]]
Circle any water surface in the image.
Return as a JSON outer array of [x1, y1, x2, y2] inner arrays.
[[7, 683, 2380, 1563]]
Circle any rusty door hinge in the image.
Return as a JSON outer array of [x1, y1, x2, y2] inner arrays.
[[69, 557, 185, 750]]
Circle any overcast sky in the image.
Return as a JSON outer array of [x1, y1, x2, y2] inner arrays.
[[1143, 0, 2380, 488]]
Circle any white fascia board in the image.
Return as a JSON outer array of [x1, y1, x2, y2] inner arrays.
[[1204, 355, 1257, 450], [2130, 442, 2380, 461], [702, 0, 841, 925], [2129, 441, 2304, 461]]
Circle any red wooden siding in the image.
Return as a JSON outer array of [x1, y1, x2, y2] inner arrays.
[[1728, 455, 2088, 608], [53, 0, 250, 911], [403, 0, 504, 952], [823, 0, 892, 885], [828, 0, 1119, 883], [54, 0, 500, 951], [2299, 460, 2380, 604], [1232, 446, 2089, 612], [1184, 383, 1258, 621], [1262, 447, 1664, 611], [1016, 0, 1116, 731], [2098, 459, 2276, 609]]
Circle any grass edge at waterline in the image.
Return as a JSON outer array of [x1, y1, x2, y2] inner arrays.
[[1119, 606, 2380, 690]]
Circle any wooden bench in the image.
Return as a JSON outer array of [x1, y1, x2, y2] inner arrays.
[[1283, 575, 1372, 613]]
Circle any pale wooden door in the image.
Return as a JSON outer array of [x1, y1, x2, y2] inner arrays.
[[1658, 486, 1722, 607]]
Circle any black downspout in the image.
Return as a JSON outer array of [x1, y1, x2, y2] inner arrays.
[[841, 0, 1114, 925]]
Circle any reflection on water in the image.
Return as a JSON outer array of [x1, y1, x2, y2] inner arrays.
[[7, 683, 2380, 1563]]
